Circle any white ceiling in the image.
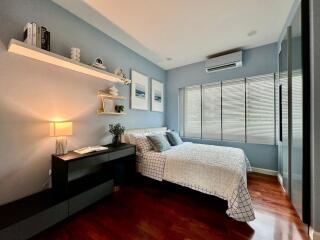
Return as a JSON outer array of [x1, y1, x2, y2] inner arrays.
[[52, 0, 294, 70]]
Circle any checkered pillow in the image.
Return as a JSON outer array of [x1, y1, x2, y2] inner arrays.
[[135, 136, 153, 153], [128, 134, 142, 145]]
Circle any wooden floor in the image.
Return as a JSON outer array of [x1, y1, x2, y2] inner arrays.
[[33, 173, 308, 240]]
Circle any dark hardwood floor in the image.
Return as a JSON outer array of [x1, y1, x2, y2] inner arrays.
[[33, 173, 308, 240]]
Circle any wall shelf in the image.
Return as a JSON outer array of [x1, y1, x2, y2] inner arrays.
[[97, 110, 126, 115], [97, 91, 126, 100], [7, 39, 131, 84], [97, 90, 126, 115]]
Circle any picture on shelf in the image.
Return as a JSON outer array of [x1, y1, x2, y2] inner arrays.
[[151, 79, 164, 112], [102, 98, 114, 112], [131, 70, 149, 111]]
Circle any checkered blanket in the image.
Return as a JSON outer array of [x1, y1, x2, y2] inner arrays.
[[137, 142, 255, 222]]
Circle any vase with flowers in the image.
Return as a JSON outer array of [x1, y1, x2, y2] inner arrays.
[[109, 123, 125, 146]]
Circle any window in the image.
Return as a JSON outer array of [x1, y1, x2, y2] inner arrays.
[[179, 74, 276, 145], [246, 74, 275, 144], [292, 70, 303, 141], [222, 79, 246, 142], [180, 86, 201, 138], [202, 83, 221, 139]]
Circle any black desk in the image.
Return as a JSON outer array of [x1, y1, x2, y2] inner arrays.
[[0, 143, 136, 240], [52, 143, 136, 214]]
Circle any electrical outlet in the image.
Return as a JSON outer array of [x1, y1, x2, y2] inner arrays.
[[48, 169, 52, 176]]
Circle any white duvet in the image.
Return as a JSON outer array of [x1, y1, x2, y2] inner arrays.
[[162, 142, 255, 222]]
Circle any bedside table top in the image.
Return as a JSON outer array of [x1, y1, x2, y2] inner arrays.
[[53, 143, 136, 162]]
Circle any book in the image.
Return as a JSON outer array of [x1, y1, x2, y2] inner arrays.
[[23, 23, 32, 45], [45, 31, 50, 51], [32, 22, 37, 46], [74, 146, 108, 154], [36, 26, 41, 47], [24, 22, 50, 50], [41, 26, 47, 49]]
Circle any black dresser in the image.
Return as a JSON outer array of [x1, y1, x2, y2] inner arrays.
[[0, 143, 136, 240]]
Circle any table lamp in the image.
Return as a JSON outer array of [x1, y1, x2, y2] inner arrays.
[[50, 121, 73, 155]]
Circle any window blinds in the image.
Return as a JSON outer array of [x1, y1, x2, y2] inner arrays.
[[281, 71, 289, 143], [179, 74, 276, 145], [246, 74, 275, 144], [222, 79, 246, 142], [292, 70, 303, 141], [275, 74, 280, 143], [202, 83, 222, 140], [183, 86, 201, 138]]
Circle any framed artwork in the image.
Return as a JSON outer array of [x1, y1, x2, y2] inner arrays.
[[131, 70, 149, 111], [151, 79, 164, 112]]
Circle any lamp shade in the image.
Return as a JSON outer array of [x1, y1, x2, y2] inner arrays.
[[50, 121, 73, 137]]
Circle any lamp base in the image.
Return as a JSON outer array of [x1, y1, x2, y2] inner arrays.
[[56, 137, 68, 155]]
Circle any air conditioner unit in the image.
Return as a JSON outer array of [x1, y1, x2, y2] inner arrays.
[[204, 50, 243, 73]]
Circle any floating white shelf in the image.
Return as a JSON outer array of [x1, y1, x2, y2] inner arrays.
[[97, 91, 126, 115], [96, 110, 126, 115], [97, 91, 126, 100], [7, 39, 131, 84]]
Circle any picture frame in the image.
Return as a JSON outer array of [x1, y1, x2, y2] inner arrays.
[[151, 79, 164, 112], [131, 70, 149, 111], [102, 98, 114, 112]]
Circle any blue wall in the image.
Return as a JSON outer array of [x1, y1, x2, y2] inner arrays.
[[166, 43, 279, 171], [0, 0, 165, 205], [0, 0, 166, 129]]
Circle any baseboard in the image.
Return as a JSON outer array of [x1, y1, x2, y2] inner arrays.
[[277, 173, 283, 185], [309, 226, 320, 240], [251, 167, 278, 176], [277, 173, 287, 192]]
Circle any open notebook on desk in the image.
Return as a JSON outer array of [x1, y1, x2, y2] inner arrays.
[[74, 146, 108, 154]]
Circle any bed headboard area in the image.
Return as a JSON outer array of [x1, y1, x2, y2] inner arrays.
[[122, 127, 167, 144]]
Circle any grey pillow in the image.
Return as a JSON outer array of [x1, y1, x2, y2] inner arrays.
[[147, 134, 171, 152], [166, 131, 183, 146]]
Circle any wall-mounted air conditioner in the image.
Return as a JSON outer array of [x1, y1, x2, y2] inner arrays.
[[205, 50, 243, 73]]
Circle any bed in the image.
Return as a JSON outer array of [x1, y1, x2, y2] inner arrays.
[[122, 127, 255, 222]]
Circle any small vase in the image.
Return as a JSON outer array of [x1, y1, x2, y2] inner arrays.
[[112, 135, 121, 146]]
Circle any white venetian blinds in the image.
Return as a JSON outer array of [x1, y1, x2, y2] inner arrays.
[[222, 79, 246, 142], [292, 70, 303, 141], [246, 74, 275, 144], [202, 83, 222, 140], [179, 73, 276, 145], [183, 86, 201, 138]]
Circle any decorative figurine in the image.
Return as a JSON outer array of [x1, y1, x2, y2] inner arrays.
[[92, 57, 107, 70]]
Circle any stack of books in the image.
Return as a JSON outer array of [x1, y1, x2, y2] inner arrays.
[[23, 22, 50, 51]]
